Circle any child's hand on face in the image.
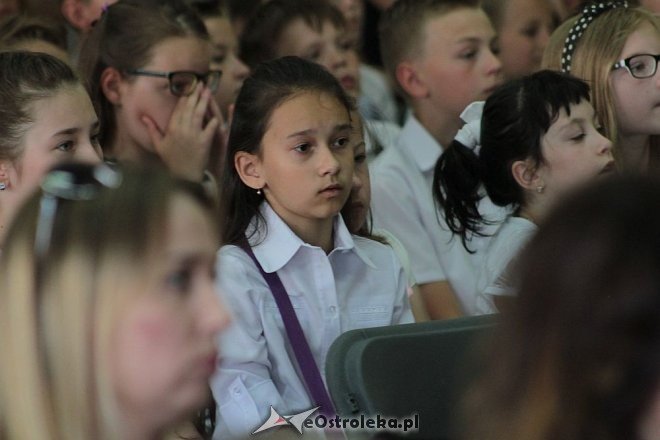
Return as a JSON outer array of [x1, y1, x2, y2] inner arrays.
[[141, 82, 220, 181], [206, 96, 230, 177]]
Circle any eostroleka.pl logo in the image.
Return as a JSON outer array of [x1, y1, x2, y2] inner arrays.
[[252, 406, 320, 434], [252, 406, 419, 435]]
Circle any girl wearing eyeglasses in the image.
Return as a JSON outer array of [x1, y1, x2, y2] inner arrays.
[[542, 3, 660, 173], [78, 0, 226, 182], [0, 164, 230, 439], [0, 51, 102, 245]]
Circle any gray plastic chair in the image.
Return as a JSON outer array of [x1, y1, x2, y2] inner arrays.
[[325, 315, 498, 440]]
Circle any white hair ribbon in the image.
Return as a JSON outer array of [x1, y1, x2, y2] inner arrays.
[[454, 101, 484, 155]]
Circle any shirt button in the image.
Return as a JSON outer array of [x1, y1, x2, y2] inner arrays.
[[329, 305, 337, 314]]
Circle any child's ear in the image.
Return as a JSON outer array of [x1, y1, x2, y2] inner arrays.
[[511, 159, 543, 192], [396, 61, 429, 99], [234, 151, 265, 191], [100, 67, 124, 105]]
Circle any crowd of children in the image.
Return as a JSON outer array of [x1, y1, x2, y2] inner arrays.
[[0, 0, 659, 439]]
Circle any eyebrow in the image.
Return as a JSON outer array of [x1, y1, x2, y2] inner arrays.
[[558, 118, 582, 130], [52, 121, 100, 137], [558, 114, 597, 133], [287, 123, 352, 139], [456, 37, 480, 44], [455, 36, 492, 45]]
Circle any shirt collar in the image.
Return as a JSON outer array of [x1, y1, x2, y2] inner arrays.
[[333, 215, 377, 269], [247, 202, 376, 273], [399, 114, 444, 173]]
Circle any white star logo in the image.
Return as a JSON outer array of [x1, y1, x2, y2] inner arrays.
[[252, 406, 320, 434]]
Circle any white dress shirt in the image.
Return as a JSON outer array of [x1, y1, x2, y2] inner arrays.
[[370, 114, 509, 315], [364, 119, 401, 162], [211, 202, 413, 439], [476, 216, 537, 314], [358, 64, 400, 125]]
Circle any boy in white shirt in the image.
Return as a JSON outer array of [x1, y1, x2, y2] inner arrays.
[[371, 0, 505, 316]]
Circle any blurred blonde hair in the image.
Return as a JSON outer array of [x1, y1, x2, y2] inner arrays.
[[0, 166, 215, 439], [542, 7, 660, 170]]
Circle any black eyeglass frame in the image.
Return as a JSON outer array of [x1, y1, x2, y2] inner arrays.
[[125, 68, 222, 96], [612, 54, 660, 79]]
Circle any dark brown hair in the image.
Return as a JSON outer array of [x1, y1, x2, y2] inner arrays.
[[220, 56, 354, 244], [238, 0, 345, 69], [187, 0, 228, 18], [433, 70, 591, 251], [462, 174, 660, 440]]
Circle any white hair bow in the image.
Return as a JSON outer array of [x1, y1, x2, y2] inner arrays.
[[454, 101, 484, 155]]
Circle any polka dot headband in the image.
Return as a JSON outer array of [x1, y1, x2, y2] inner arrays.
[[561, 1, 629, 73]]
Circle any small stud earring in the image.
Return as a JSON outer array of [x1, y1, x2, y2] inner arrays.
[[256, 188, 262, 195], [536, 184, 545, 194]]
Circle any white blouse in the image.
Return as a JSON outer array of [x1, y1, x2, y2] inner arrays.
[[475, 216, 537, 314], [211, 202, 414, 439], [371, 115, 509, 315]]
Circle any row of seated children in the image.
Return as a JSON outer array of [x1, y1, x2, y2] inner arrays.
[[2, 0, 660, 438]]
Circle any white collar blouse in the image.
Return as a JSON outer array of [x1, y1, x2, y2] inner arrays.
[[210, 202, 414, 439]]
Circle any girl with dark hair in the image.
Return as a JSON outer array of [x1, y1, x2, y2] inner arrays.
[[239, 0, 401, 159], [211, 56, 413, 438], [433, 70, 614, 313], [78, 0, 225, 182]]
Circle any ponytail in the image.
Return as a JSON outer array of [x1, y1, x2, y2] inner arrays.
[[433, 101, 487, 252], [433, 71, 592, 253], [433, 139, 486, 253]]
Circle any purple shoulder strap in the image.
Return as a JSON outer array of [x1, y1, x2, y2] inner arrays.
[[239, 241, 337, 417]]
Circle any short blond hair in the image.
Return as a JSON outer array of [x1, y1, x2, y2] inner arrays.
[[378, 0, 479, 99], [542, 7, 660, 170]]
